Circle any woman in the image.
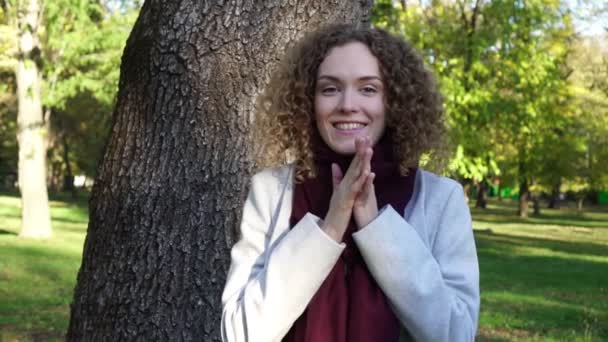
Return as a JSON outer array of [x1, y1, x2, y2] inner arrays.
[[221, 24, 479, 342]]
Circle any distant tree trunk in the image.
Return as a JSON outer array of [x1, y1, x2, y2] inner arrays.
[[475, 179, 487, 208], [577, 197, 584, 211], [462, 181, 471, 203], [49, 160, 62, 192], [519, 180, 529, 218], [518, 160, 529, 218], [532, 194, 540, 216], [61, 134, 76, 198], [16, 0, 52, 239], [67, 1, 372, 341], [548, 179, 560, 209]]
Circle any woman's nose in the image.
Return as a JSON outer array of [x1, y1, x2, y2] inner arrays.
[[339, 89, 358, 113]]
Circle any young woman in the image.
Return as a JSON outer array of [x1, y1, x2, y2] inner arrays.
[[221, 24, 479, 342]]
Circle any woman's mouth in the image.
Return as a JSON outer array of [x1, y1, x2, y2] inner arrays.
[[333, 122, 367, 130], [332, 122, 367, 136]]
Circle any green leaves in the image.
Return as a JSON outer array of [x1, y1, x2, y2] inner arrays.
[[41, 0, 138, 110], [372, 0, 608, 198]]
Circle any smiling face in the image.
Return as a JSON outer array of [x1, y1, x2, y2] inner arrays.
[[314, 41, 386, 155]]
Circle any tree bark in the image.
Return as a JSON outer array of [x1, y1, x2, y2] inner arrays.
[[68, 1, 372, 341], [16, 0, 52, 239], [475, 179, 487, 208]]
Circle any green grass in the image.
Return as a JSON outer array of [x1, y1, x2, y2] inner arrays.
[[0, 194, 88, 341], [473, 199, 608, 341], [0, 194, 607, 341]]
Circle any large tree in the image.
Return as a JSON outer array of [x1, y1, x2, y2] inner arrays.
[[68, 0, 372, 340]]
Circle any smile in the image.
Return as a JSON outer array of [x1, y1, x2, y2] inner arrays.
[[333, 122, 367, 130]]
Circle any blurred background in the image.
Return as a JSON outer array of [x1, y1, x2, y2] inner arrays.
[[1, 0, 606, 340]]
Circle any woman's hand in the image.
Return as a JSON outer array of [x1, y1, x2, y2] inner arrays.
[[353, 145, 378, 229], [321, 137, 375, 242], [351, 137, 378, 229]]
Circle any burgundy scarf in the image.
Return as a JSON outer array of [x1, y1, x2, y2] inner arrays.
[[283, 130, 416, 342]]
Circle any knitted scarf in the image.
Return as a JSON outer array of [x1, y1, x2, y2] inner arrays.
[[283, 130, 416, 342]]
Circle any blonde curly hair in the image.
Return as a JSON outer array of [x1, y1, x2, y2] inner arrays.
[[253, 24, 445, 181]]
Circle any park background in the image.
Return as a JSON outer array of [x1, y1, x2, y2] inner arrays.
[[1, 0, 607, 340]]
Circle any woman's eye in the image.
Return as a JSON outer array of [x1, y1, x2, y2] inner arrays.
[[321, 86, 338, 95], [361, 86, 378, 94]]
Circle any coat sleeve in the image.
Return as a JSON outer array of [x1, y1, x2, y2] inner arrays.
[[352, 182, 479, 342], [221, 172, 345, 342]]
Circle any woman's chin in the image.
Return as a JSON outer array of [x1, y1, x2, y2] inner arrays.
[[327, 142, 356, 155]]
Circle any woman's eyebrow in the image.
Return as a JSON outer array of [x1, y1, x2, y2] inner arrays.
[[317, 75, 382, 81], [358, 76, 382, 82]]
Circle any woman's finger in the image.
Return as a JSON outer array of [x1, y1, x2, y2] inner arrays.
[[364, 172, 375, 197], [331, 163, 343, 190], [343, 137, 365, 182], [350, 168, 369, 193]]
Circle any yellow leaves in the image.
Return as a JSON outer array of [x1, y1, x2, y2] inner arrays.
[[0, 24, 18, 71]]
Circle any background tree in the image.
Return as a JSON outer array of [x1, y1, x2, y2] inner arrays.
[[41, 0, 139, 193], [68, 1, 373, 340], [373, 0, 603, 217], [0, 0, 138, 237], [562, 34, 608, 209], [3, 0, 54, 238]]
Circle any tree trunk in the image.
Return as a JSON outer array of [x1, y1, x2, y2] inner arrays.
[[49, 160, 62, 192], [67, 1, 372, 341], [16, 0, 52, 239], [518, 170, 529, 219], [532, 194, 540, 216], [462, 181, 471, 203], [62, 134, 76, 198], [475, 179, 487, 208], [548, 179, 560, 209], [577, 197, 584, 211], [497, 184, 503, 201]]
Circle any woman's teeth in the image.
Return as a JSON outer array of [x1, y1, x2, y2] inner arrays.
[[334, 123, 365, 130]]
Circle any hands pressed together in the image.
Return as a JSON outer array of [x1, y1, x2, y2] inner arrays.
[[321, 137, 378, 243]]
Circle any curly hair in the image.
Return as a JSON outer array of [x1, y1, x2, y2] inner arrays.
[[253, 23, 445, 180]]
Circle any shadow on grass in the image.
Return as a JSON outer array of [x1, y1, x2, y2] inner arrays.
[[475, 229, 608, 258], [0, 212, 20, 219], [50, 217, 89, 225], [471, 200, 608, 229], [475, 231, 608, 338], [0, 243, 81, 337], [0, 229, 17, 236], [0, 328, 65, 342], [2, 244, 81, 284]]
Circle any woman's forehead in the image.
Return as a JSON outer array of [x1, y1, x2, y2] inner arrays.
[[317, 42, 381, 79]]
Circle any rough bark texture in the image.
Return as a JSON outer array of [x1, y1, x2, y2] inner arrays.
[[16, 0, 52, 239], [68, 1, 373, 341]]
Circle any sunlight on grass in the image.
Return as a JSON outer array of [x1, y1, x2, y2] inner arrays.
[[0, 194, 87, 341], [474, 199, 608, 341], [1, 194, 607, 340]]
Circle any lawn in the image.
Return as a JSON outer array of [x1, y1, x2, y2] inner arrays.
[[0, 194, 607, 341], [473, 200, 608, 341], [0, 193, 88, 341]]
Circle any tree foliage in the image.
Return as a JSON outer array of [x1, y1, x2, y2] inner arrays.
[[0, 0, 139, 187], [373, 0, 607, 213]]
